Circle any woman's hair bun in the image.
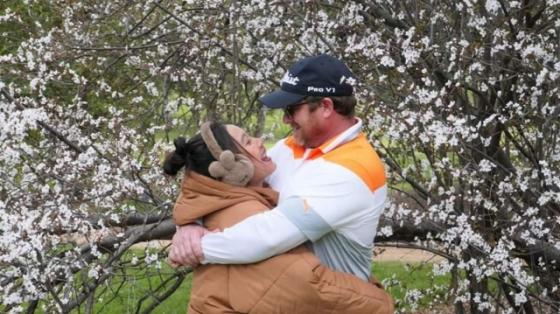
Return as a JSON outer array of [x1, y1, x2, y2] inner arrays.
[[163, 137, 190, 176], [174, 137, 189, 157]]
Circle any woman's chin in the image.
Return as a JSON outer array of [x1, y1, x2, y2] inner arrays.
[[268, 161, 277, 173], [261, 163, 276, 179]]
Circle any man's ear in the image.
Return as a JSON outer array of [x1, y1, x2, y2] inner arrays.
[[320, 97, 335, 118]]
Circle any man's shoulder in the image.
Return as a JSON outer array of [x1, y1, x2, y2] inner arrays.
[[322, 134, 386, 192]]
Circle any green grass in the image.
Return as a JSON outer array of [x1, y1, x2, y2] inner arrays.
[[373, 261, 451, 311], [87, 262, 193, 314]]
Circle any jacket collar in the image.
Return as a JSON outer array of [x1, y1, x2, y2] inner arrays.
[[313, 117, 362, 154]]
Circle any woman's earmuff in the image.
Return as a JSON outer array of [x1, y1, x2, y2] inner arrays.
[[200, 122, 254, 186]]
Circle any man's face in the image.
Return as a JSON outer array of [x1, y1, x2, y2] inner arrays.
[[282, 101, 324, 148]]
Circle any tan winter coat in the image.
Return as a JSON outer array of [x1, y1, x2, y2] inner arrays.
[[173, 172, 394, 314]]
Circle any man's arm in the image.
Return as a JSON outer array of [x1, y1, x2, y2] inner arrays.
[[171, 168, 381, 267], [200, 167, 384, 264], [202, 204, 310, 263], [169, 196, 322, 267]]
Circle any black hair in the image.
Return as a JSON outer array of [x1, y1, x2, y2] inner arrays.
[[330, 95, 356, 117], [162, 122, 240, 177]]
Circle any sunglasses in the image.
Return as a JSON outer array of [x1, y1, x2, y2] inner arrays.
[[283, 101, 307, 118]]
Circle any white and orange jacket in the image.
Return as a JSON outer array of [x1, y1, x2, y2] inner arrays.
[[201, 119, 387, 281]]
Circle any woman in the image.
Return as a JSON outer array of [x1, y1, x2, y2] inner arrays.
[[164, 121, 393, 314]]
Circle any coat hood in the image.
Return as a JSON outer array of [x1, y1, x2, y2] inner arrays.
[[173, 171, 278, 225]]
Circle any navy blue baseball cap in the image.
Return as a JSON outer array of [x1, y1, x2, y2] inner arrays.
[[260, 54, 357, 109]]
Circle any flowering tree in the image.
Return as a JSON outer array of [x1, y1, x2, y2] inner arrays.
[[1, 0, 559, 313]]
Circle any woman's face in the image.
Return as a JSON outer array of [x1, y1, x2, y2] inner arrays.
[[226, 125, 276, 185]]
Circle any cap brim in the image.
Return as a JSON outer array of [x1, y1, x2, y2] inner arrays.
[[259, 90, 306, 109]]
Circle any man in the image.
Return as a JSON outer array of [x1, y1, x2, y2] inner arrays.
[[169, 54, 387, 282]]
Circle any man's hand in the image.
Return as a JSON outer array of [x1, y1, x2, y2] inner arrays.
[[168, 224, 210, 268]]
